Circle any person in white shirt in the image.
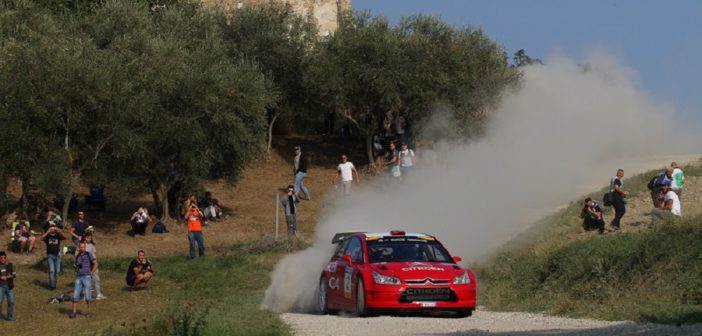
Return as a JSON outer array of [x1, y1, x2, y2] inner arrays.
[[649, 181, 681, 221], [332, 154, 359, 195], [399, 142, 415, 182]]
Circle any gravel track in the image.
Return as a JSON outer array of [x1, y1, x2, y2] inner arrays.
[[281, 309, 702, 336]]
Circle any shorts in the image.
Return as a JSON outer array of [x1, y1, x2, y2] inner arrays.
[[73, 275, 93, 302]]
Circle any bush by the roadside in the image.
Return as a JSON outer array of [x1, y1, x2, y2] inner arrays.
[[478, 215, 702, 324]]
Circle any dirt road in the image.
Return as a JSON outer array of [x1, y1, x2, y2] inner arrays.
[[281, 309, 702, 335]]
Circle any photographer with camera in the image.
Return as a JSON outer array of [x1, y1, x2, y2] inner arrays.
[[40, 222, 66, 290], [70, 242, 97, 318], [129, 207, 152, 236], [281, 185, 300, 237], [126, 250, 154, 290], [185, 205, 206, 258]]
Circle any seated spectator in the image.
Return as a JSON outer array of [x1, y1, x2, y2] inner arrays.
[[648, 181, 681, 221], [13, 215, 36, 255], [126, 250, 154, 290], [129, 207, 152, 236], [200, 192, 223, 220], [580, 198, 605, 234]]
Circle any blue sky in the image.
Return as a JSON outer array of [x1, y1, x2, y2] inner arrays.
[[353, 0, 701, 122]]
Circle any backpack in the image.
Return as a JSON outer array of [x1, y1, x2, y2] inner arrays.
[[602, 192, 613, 206], [152, 221, 167, 233]]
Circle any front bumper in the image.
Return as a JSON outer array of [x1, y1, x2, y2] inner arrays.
[[364, 284, 476, 310]]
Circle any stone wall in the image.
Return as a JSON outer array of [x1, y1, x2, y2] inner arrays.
[[201, 0, 351, 36]]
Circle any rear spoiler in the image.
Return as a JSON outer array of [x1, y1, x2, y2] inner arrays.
[[331, 232, 359, 244]]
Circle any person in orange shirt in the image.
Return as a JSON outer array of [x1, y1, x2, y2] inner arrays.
[[185, 205, 206, 258]]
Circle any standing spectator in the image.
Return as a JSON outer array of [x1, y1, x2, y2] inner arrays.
[[399, 142, 415, 182], [70, 242, 97, 318], [185, 205, 206, 258], [670, 161, 685, 199], [609, 169, 629, 231], [384, 142, 401, 186], [71, 211, 89, 246], [40, 223, 66, 290], [83, 234, 106, 300], [14, 215, 35, 255], [293, 145, 311, 200], [281, 185, 300, 237], [394, 113, 406, 140], [181, 195, 198, 220], [332, 154, 360, 196], [0, 251, 16, 321], [42, 209, 64, 232], [126, 250, 154, 289], [580, 198, 605, 234], [129, 207, 152, 236]]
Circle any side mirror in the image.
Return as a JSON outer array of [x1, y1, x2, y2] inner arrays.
[[453, 256, 462, 263], [342, 255, 353, 265]]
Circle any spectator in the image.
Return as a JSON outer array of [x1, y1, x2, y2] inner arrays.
[[201, 192, 223, 220], [0, 251, 16, 321], [670, 161, 685, 199], [42, 209, 64, 232], [71, 210, 90, 246], [399, 142, 415, 182], [649, 181, 681, 221], [384, 142, 401, 186], [293, 145, 311, 200], [185, 204, 206, 258], [83, 234, 106, 300], [646, 170, 667, 207], [70, 242, 97, 318], [281, 185, 300, 237], [40, 223, 66, 290], [181, 195, 198, 219], [332, 154, 360, 196], [129, 207, 152, 236], [14, 215, 35, 255], [609, 169, 629, 231], [394, 113, 406, 140], [580, 198, 605, 234], [126, 250, 154, 289]]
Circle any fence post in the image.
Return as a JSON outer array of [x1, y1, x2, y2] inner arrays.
[[275, 192, 279, 241]]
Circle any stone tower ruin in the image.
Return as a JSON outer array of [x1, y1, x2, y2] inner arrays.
[[201, 0, 352, 36]]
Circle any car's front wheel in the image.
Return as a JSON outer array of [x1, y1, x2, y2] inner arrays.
[[318, 277, 330, 314], [355, 279, 370, 317]]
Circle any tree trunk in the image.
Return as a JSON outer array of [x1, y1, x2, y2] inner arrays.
[[266, 108, 281, 154], [19, 177, 29, 218], [364, 132, 374, 169], [158, 183, 170, 223], [148, 177, 165, 219]]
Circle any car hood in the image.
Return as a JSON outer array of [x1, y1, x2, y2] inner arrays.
[[370, 261, 463, 278]]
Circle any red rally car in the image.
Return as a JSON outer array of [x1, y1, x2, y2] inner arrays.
[[317, 230, 476, 317]]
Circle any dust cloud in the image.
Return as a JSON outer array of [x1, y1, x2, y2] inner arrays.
[[261, 52, 700, 313]]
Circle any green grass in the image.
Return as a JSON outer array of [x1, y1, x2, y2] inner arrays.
[[478, 213, 702, 324], [477, 164, 702, 324]]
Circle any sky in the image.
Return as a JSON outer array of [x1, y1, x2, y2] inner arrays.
[[352, 0, 702, 122]]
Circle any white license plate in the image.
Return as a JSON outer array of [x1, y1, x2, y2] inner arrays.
[[415, 301, 437, 307]]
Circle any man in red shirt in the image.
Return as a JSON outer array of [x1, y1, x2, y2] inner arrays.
[[186, 205, 205, 258]]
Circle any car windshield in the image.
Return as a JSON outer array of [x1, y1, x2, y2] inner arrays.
[[367, 237, 453, 263]]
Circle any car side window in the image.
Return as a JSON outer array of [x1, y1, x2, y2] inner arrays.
[[427, 244, 450, 262], [344, 237, 364, 264], [332, 239, 350, 260]]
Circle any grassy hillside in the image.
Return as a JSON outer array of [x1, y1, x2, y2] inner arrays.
[[5, 238, 307, 336], [478, 163, 702, 324]]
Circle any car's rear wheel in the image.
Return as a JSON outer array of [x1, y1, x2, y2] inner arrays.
[[318, 277, 330, 314], [453, 309, 473, 318], [355, 279, 370, 317]]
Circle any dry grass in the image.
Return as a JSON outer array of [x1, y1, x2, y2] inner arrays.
[[1, 135, 368, 335]]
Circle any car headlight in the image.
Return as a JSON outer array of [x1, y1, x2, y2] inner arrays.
[[372, 271, 401, 285], [453, 271, 471, 285]]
